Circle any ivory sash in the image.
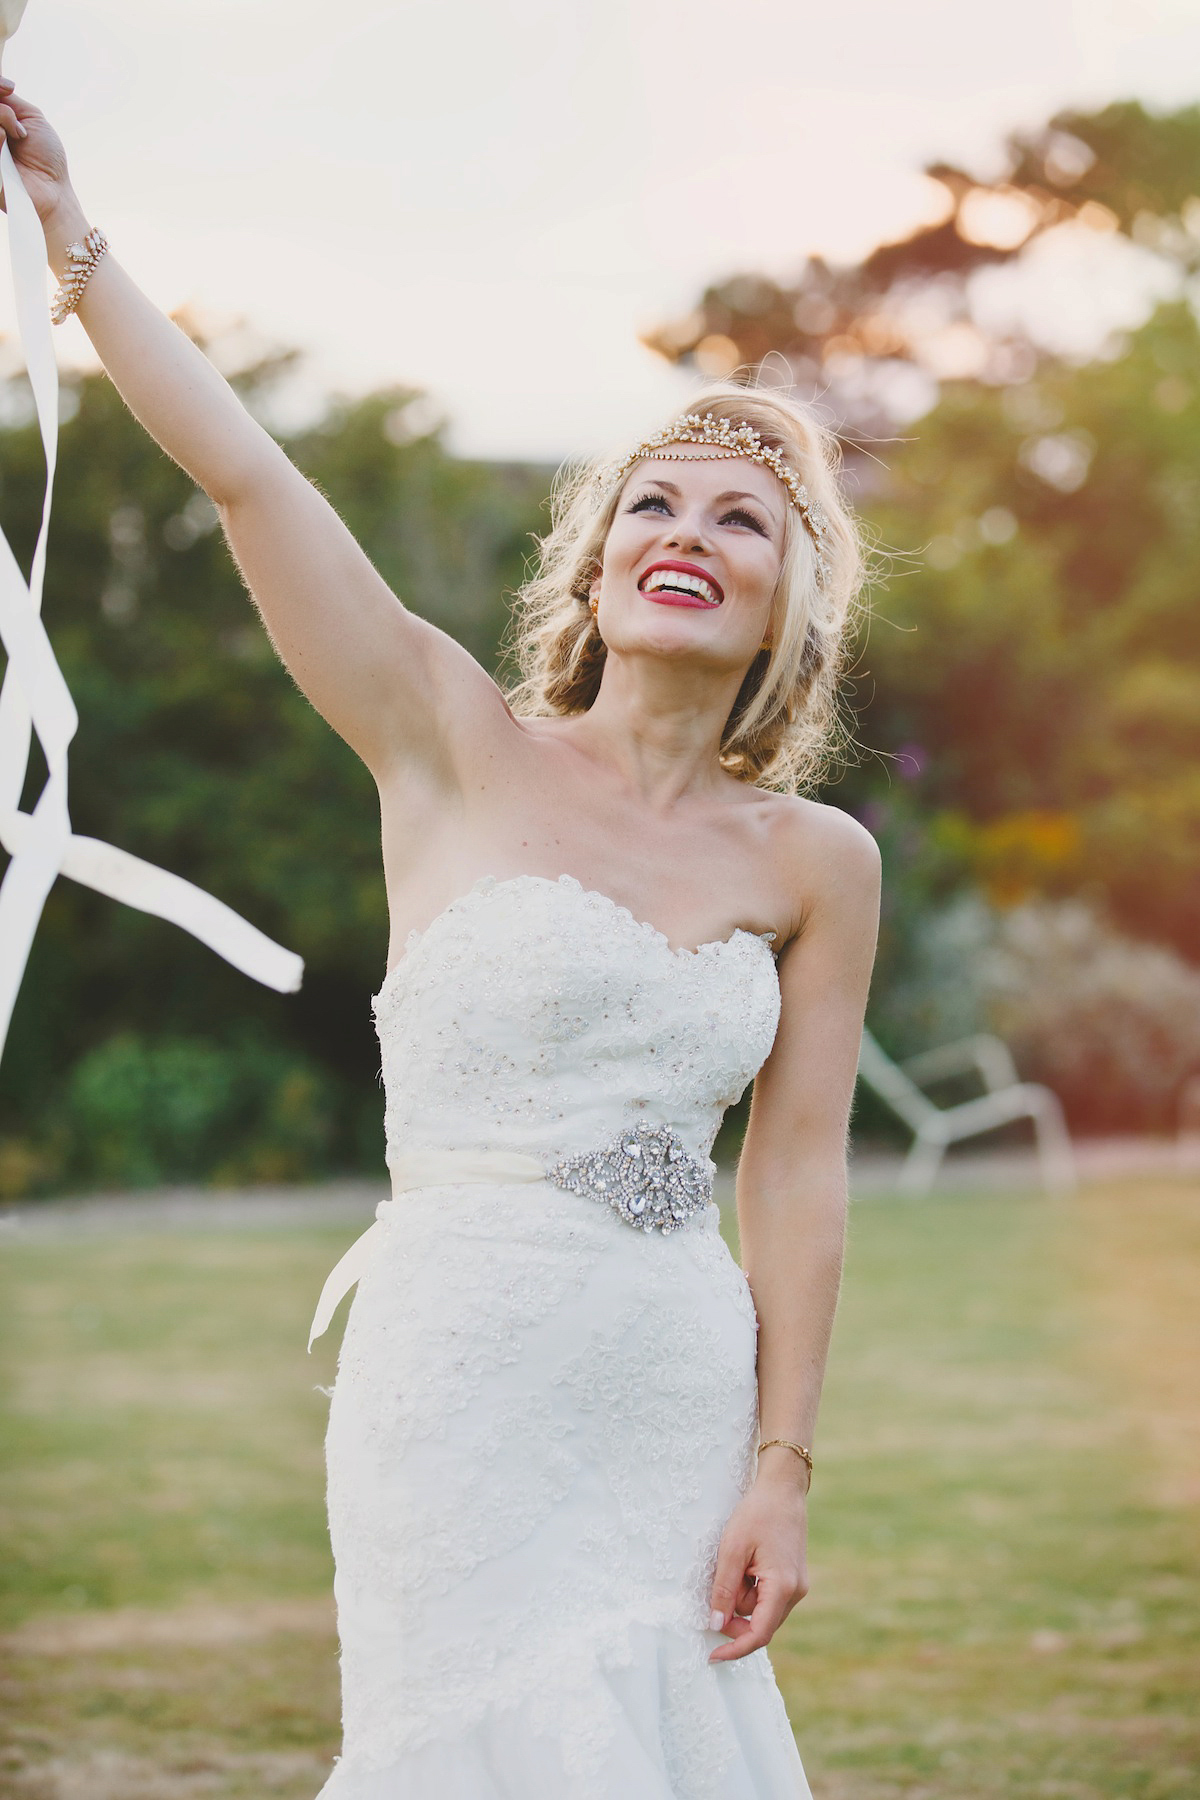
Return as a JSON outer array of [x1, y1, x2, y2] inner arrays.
[[307, 1147, 546, 1350]]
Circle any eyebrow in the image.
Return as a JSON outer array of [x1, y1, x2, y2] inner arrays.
[[636, 477, 781, 516]]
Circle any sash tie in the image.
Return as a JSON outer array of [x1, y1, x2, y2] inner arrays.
[[307, 1148, 546, 1350], [307, 1123, 715, 1350]]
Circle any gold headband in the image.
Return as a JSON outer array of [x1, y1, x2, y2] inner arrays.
[[609, 411, 831, 588]]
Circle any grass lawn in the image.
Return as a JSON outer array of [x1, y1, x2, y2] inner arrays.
[[1, 1178, 1197, 1798]]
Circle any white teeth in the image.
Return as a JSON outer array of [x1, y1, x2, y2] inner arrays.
[[642, 568, 720, 604]]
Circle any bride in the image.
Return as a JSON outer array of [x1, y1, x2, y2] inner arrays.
[[10, 80, 880, 1800]]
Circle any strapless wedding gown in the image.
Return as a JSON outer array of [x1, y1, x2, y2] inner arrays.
[[313, 873, 812, 1799]]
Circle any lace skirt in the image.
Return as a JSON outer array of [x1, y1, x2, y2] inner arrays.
[[318, 1178, 812, 1800]]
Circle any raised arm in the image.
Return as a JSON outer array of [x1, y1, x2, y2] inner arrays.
[[2, 83, 498, 782]]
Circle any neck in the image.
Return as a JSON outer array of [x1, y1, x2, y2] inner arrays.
[[566, 651, 748, 807]]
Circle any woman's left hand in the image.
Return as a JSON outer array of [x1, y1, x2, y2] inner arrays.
[[707, 1467, 809, 1662]]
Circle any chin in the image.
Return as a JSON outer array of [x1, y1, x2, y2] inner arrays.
[[632, 623, 714, 656], [633, 628, 752, 674]]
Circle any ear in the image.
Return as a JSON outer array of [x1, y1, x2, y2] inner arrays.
[[589, 569, 603, 604]]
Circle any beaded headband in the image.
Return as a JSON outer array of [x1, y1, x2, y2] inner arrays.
[[609, 411, 832, 589]]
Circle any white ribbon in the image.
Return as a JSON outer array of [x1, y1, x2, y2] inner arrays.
[[307, 1148, 547, 1350], [0, 142, 302, 1062]]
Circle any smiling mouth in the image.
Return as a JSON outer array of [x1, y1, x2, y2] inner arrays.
[[638, 563, 724, 607]]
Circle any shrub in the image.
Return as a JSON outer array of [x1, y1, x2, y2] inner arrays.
[[873, 895, 1200, 1133], [63, 1033, 335, 1190]]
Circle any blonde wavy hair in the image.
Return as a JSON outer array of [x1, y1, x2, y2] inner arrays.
[[503, 381, 867, 793]]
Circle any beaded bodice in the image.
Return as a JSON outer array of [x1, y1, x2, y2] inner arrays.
[[372, 873, 782, 1176]]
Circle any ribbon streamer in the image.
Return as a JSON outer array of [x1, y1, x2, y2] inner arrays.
[[0, 141, 303, 1063]]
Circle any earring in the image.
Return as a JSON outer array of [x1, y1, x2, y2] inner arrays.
[[589, 595, 599, 615]]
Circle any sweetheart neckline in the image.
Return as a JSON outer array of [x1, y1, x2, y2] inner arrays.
[[373, 872, 778, 1008]]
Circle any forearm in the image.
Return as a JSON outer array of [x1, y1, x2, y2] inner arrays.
[[43, 191, 283, 507], [739, 1164, 848, 1476]]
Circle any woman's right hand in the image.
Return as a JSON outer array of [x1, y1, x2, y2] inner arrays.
[[0, 78, 76, 229]]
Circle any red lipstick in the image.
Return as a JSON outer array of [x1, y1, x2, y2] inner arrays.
[[637, 559, 724, 607]]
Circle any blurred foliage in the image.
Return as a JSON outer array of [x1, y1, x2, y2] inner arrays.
[[65, 1032, 335, 1188], [3, 97, 1199, 1186], [847, 298, 1200, 964], [872, 894, 1200, 1134]]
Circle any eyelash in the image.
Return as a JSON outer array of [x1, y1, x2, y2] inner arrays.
[[627, 493, 768, 536], [723, 506, 768, 534]]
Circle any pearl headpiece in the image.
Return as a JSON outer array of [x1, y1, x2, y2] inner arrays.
[[609, 411, 832, 589]]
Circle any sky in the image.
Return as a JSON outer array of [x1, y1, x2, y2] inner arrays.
[[3, 0, 1199, 460]]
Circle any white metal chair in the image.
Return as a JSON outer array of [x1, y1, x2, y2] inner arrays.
[[1177, 1073, 1200, 1172], [857, 1029, 1076, 1195]]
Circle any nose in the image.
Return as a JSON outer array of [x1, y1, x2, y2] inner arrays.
[[662, 506, 710, 555]]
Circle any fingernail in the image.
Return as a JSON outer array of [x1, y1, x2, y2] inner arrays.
[[15, 124, 26, 138], [709, 1609, 725, 1632]]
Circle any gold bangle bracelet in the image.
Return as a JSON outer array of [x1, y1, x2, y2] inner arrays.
[[757, 1437, 813, 1482]]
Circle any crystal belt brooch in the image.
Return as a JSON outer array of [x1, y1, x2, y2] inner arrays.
[[547, 1122, 714, 1233]]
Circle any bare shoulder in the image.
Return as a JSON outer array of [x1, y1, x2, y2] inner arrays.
[[755, 792, 881, 947], [746, 796, 880, 1167], [760, 790, 880, 886], [781, 791, 878, 859]]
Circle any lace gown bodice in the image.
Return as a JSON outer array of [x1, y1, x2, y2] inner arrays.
[[318, 871, 811, 1800], [373, 872, 782, 1171]]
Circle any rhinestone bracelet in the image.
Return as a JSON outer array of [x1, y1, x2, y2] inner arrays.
[[758, 1437, 814, 1484], [50, 227, 109, 325]]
